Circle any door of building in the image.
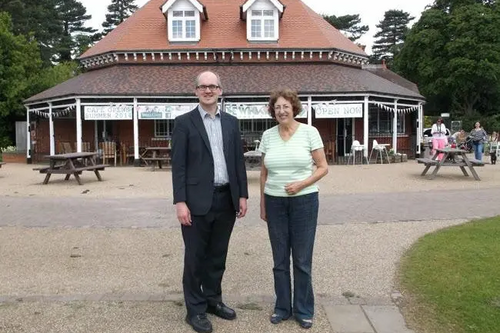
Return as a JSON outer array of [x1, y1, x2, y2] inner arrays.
[[337, 118, 353, 156]]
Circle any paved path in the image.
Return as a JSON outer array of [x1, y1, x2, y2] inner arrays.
[[2, 188, 500, 228], [2, 188, 497, 332]]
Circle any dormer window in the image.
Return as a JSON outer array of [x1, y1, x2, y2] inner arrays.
[[172, 10, 196, 39], [241, 0, 284, 42], [162, 0, 207, 43], [250, 10, 275, 39]]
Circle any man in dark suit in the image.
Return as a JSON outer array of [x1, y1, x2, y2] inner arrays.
[[171, 71, 248, 333]]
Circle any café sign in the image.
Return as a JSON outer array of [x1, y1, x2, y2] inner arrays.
[[224, 103, 307, 119], [138, 104, 198, 119], [314, 103, 363, 118], [84, 105, 133, 120]]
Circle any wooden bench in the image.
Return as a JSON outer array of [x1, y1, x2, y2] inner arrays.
[[73, 164, 108, 172], [468, 159, 485, 166], [142, 157, 170, 171], [416, 158, 484, 167], [33, 166, 55, 173], [142, 157, 170, 161], [416, 158, 438, 165]]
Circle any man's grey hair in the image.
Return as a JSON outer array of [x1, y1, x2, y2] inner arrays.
[[195, 71, 222, 88]]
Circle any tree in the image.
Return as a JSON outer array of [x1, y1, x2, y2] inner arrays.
[[371, 10, 414, 66], [0, 12, 43, 147], [323, 14, 369, 41], [55, 0, 97, 62], [0, 0, 62, 65], [0, 0, 97, 63], [394, 1, 500, 125], [102, 0, 138, 36]]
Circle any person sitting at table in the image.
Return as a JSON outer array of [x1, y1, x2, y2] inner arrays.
[[488, 131, 498, 164], [431, 117, 448, 160], [450, 130, 463, 144], [469, 122, 488, 161]]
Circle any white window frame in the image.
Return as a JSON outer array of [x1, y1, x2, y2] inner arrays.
[[167, 1, 200, 42], [246, 3, 279, 42], [155, 120, 174, 138], [368, 106, 406, 134]]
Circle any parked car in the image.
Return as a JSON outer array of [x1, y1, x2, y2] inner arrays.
[[422, 127, 451, 148]]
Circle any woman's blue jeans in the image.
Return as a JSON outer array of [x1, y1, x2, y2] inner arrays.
[[473, 142, 483, 161], [265, 192, 319, 320]]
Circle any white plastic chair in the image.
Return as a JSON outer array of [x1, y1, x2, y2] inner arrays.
[[369, 139, 390, 164], [347, 140, 368, 165]]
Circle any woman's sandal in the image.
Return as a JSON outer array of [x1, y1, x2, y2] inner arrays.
[[270, 313, 290, 324]]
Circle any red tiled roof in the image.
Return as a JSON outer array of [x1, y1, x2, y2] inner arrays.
[[25, 64, 423, 103], [364, 66, 420, 94], [81, 0, 366, 59]]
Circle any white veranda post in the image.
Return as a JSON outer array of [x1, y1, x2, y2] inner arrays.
[[49, 103, 55, 155], [363, 96, 369, 158], [392, 100, 398, 154], [133, 98, 139, 162], [76, 98, 82, 152], [26, 106, 31, 161]]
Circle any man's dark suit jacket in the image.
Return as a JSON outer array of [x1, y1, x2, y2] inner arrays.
[[171, 107, 248, 216]]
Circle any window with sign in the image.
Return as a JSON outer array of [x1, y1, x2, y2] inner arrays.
[[369, 106, 405, 134], [168, 9, 199, 41], [155, 120, 174, 137]]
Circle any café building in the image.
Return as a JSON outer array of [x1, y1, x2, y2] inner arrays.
[[24, 0, 425, 164]]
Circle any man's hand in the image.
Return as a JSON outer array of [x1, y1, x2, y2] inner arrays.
[[176, 202, 192, 226], [237, 198, 247, 218], [284, 181, 305, 195]]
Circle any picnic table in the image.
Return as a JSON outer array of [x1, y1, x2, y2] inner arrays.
[[33, 152, 108, 185], [416, 147, 484, 181], [140, 146, 171, 171], [244, 150, 262, 169]]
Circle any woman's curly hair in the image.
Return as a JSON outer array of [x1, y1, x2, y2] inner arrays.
[[268, 88, 302, 118]]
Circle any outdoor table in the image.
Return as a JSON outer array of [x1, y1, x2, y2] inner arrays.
[[140, 147, 171, 171], [416, 147, 484, 181], [33, 152, 108, 185], [244, 150, 262, 169]]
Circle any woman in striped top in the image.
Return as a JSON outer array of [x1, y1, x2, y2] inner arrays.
[[259, 89, 328, 329]]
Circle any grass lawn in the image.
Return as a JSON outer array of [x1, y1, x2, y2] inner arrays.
[[398, 217, 500, 333]]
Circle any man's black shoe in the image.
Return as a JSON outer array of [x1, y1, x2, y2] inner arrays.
[[206, 302, 237, 320], [185, 314, 213, 333]]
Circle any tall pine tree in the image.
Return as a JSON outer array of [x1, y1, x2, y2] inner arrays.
[[55, 0, 97, 61], [323, 14, 369, 42], [102, 0, 138, 36], [371, 10, 414, 66], [0, 0, 62, 65]]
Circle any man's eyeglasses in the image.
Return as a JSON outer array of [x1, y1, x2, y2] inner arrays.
[[196, 85, 220, 91]]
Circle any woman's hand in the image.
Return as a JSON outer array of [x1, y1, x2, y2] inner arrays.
[[284, 181, 304, 195]]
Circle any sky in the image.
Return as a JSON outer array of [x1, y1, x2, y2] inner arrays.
[[80, 0, 434, 53]]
